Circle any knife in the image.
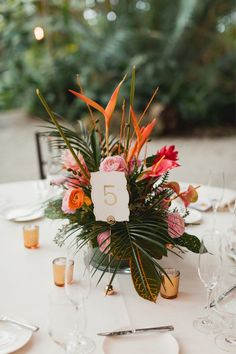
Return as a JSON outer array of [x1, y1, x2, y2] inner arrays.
[[209, 284, 236, 308], [0, 316, 39, 332], [97, 325, 174, 336]]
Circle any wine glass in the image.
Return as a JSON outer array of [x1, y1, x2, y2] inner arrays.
[[193, 231, 222, 334], [228, 199, 236, 232], [65, 243, 95, 354], [48, 289, 76, 350], [225, 228, 236, 277], [215, 274, 236, 352], [207, 170, 225, 230]]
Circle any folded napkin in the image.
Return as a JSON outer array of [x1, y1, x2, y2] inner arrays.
[[103, 332, 179, 354]]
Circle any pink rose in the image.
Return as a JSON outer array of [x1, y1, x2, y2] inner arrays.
[[167, 212, 185, 238], [97, 230, 111, 254], [99, 156, 127, 173]]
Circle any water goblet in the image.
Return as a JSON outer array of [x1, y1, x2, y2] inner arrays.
[[193, 231, 222, 334], [224, 228, 236, 277], [65, 243, 95, 354], [215, 275, 236, 352], [207, 170, 224, 230], [48, 289, 76, 350], [228, 199, 236, 232]]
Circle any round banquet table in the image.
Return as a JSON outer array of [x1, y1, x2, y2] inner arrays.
[[0, 180, 236, 354]]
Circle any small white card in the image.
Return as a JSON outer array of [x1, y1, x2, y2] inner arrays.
[[90, 171, 130, 222]]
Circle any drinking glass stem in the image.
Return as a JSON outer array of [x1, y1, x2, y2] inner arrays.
[[212, 207, 217, 230], [74, 301, 86, 338], [205, 287, 212, 320]]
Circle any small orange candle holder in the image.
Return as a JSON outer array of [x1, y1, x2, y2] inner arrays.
[[23, 224, 39, 249], [52, 257, 74, 287], [160, 268, 180, 299]]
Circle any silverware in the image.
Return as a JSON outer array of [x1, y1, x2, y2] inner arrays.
[[0, 316, 39, 332], [209, 284, 236, 308], [97, 325, 174, 336]]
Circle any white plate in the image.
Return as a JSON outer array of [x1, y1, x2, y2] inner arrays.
[[103, 332, 179, 354], [0, 319, 32, 354], [185, 208, 202, 225], [2, 206, 44, 222], [190, 198, 211, 212]]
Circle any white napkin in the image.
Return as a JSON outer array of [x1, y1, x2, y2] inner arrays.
[[103, 332, 179, 354]]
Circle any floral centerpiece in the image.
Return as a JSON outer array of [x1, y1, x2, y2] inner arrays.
[[37, 70, 200, 302]]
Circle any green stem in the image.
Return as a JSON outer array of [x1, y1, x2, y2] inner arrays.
[[36, 89, 89, 179], [105, 123, 109, 156], [125, 66, 136, 151]]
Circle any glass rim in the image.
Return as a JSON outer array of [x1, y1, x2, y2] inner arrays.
[[23, 224, 39, 230], [163, 268, 180, 277], [52, 257, 74, 266]]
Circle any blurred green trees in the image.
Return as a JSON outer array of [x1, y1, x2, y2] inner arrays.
[[0, 0, 235, 133]]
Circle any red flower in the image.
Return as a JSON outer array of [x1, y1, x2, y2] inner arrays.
[[139, 146, 180, 180], [143, 158, 179, 179], [154, 145, 179, 163]]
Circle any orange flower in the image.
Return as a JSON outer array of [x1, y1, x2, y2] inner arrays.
[[69, 75, 126, 128], [84, 196, 92, 206], [68, 188, 85, 210], [61, 188, 85, 214], [127, 106, 156, 162]]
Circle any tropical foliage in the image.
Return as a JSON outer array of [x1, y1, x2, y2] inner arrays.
[[1, 0, 235, 132], [38, 72, 201, 302]]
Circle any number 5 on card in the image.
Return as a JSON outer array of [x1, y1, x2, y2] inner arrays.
[[90, 172, 130, 222]]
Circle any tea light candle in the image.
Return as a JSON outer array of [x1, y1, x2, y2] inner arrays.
[[160, 268, 180, 299], [23, 224, 39, 249], [52, 257, 74, 287]]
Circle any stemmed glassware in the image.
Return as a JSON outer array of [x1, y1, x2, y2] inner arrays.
[[215, 274, 236, 352], [193, 231, 222, 334], [48, 289, 76, 350], [207, 170, 225, 230], [225, 228, 236, 277], [65, 243, 95, 354]]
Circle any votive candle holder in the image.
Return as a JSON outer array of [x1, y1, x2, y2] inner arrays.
[[23, 224, 39, 249], [52, 257, 74, 287], [160, 268, 180, 299]]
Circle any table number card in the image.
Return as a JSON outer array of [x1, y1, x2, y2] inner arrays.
[[90, 171, 130, 222]]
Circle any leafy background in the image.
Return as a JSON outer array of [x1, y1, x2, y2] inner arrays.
[[0, 0, 235, 134]]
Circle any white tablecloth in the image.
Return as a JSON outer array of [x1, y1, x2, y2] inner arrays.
[[0, 180, 235, 354]]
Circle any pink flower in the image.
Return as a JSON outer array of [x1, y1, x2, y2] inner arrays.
[[61, 150, 90, 185], [97, 230, 111, 254], [167, 212, 185, 238], [99, 156, 127, 173], [155, 145, 179, 163], [145, 159, 179, 179], [62, 189, 75, 214], [140, 145, 180, 180]]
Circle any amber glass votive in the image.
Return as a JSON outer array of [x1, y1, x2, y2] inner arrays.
[[23, 224, 39, 249], [52, 257, 74, 287], [160, 268, 180, 299]]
